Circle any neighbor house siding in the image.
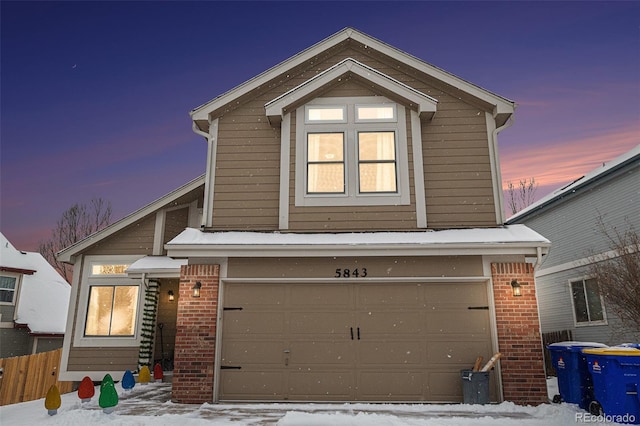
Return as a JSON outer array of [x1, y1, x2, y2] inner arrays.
[[0, 328, 31, 358], [209, 44, 499, 231], [523, 166, 639, 269]]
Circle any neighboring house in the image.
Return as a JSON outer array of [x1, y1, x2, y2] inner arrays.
[[57, 28, 552, 405], [0, 232, 70, 357], [507, 145, 640, 345]]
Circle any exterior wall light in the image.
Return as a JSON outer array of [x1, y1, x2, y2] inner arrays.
[[511, 279, 522, 297], [168, 290, 175, 302], [192, 281, 202, 298]]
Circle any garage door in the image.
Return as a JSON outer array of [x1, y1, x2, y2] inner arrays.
[[219, 282, 494, 401]]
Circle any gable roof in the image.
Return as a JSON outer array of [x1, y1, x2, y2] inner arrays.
[[0, 232, 70, 334], [507, 144, 640, 223], [57, 174, 205, 263], [264, 57, 438, 125], [191, 27, 515, 132]]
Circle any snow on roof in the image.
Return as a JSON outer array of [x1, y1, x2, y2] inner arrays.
[[508, 144, 640, 223], [167, 225, 549, 255], [0, 233, 70, 334], [126, 256, 187, 274]]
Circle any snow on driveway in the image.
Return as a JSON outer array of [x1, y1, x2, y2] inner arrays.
[[0, 379, 623, 425]]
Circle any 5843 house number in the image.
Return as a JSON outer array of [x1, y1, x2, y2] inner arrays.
[[335, 268, 367, 278]]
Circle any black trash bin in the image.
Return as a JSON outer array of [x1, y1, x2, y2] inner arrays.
[[461, 369, 490, 404]]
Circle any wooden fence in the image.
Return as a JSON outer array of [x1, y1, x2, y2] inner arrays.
[[0, 348, 74, 405], [542, 329, 573, 376]]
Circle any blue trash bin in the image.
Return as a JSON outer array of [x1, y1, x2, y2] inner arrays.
[[583, 347, 640, 424], [547, 341, 608, 409]]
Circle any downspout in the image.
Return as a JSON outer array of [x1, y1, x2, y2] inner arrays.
[[192, 121, 215, 229], [488, 111, 515, 225]]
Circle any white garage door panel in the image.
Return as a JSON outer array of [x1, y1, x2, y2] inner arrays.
[[220, 282, 494, 401]]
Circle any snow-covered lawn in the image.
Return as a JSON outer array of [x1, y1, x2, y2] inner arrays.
[[0, 377, 623, 425]]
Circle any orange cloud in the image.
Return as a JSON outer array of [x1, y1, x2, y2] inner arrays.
[[501, 126, 638, 191]]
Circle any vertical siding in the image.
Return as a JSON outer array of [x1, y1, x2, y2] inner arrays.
[[210, 44, 499, 231]]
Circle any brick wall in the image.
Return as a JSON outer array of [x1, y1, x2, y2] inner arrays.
[[491, 262, 548, 405], [171, 264, 219, 404]]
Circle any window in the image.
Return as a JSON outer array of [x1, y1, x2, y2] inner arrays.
[[85, 285, 139, 336], [74, 256, 143, 347], [571, 278, 606, 325], [0, 275, 17, 304], [296, 97, 409, 206]]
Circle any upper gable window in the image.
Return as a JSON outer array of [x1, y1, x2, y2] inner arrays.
[[296, 97, 410, 207]]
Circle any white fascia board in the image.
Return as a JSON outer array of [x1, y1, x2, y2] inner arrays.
[[57, 175, 206, 263], [191, 27, 513, 124], [265, 58, 437, 122], [166, 243, 548, 259]]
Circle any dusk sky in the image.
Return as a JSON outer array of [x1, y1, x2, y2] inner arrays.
[[2, 1, 638, 252]]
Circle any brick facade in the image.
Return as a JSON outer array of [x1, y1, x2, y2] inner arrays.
[[491, 262, 548, 405], [171, 264, 219, 404]]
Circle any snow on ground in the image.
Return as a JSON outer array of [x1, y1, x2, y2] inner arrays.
[[0, 377, 623, 425]]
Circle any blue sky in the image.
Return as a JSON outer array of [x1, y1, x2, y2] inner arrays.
[[2, 1, 638, 250]]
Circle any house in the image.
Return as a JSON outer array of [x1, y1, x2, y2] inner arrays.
[[57, 28, 551, 405], [507, 145, 640, 346], [0, 232, 70, 357]]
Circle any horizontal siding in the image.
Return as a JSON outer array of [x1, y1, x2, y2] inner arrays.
[[210, 44, 499, 231], [522, 165, 639, 269], [164, 207, 189, 246], [84, 215, 156, 256], [67, 346, 139, 371]]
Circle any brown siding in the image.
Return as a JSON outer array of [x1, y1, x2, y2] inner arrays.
[[84, 215, 156, 256], [66, 346, 139, 371], [164, 207, 189, 247], [228, 256, 483, 279], [210, 43, 498, 231]]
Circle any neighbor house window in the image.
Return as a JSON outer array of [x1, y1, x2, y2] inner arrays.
[[296, 97, 409, 206], [571, 278, 606, 325], [74, 256, 143, 347], [0, 275, 17, 304]]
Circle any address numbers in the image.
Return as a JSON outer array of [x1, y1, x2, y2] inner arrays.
[[335, 268, 367, 278]]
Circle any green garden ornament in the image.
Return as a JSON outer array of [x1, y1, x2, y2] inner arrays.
[[98, 374, 118, 414]]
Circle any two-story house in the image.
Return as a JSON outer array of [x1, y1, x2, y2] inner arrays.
[[57, 28, 550, 405], [1, 232, 70, 357], [508, 145, 639, 346]]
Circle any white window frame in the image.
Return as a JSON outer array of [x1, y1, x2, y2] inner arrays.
[[569, 276, 608, 327], [73, 255, 145, 347], [295, 96, 410, 207], [0, 272, 20, 306]]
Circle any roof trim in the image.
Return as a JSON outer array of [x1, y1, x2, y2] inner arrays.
[[507, 145, 640, 223], [264, 57, 437, 124], [191, 27, 514, 127], [57, 175, 206, 263], [166, 225, 550, 258], [0, 266, 36, 275]]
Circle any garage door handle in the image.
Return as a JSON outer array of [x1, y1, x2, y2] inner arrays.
[[357, 327, 360, 340], [350, 327, 354, 340]]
